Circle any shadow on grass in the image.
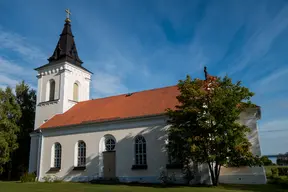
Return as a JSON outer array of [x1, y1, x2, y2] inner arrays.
[[218, 184, 287, 192], [90, 182, 205, 188]]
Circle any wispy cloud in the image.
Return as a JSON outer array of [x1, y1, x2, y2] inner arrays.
[[0, 56, 23, 74], [0, 74, 19, 89], [0, 28, 45, 89], [228, 5, 288, 75], [92, 71, 129, 98], [0, 27, 46, 63], [251, 67, 288, 94]]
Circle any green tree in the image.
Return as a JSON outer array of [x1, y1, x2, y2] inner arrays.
[[11, 81, 36, 179], [0, 87, 21, 174], [260, 156, 273, 166], [166, 70, 262, 186]]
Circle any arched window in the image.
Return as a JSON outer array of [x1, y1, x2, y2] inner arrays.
[[134, 135, 147, 165], [73, 82, 79, 101], [105, 137, 116, 151], [77, 141, 86, 167], [49, 79, 55, 101], [54, 143, 62, 168]]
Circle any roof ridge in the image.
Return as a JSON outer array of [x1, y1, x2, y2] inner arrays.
[[79, 84, 178, 103]]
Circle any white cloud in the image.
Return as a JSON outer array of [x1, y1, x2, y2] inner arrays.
[[0, 27, 46, 63], [229, 5, 288, 75], [250, 67, 288, 94], [257, 68, 288, 86], [260, 119, 288, 132], [259, 118, 288, 154], [0, 74, 19, 88], [92, 71, 129, 98], [0, 56, 23, 74]]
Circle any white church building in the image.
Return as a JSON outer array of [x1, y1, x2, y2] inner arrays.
[[28, 13, 267, 184]]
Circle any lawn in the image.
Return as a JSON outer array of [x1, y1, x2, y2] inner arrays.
[[0, 182, 288, 192]]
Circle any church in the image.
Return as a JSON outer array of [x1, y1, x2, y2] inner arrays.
[[28, 11, 266, 184]]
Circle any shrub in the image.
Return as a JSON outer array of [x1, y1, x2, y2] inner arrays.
[[268, 175, 288, 187], [278, 167, 288, 176], [158, 170, 176, 185], [182, 166, 195, 185], [20, 172, 36, 183], [271, 167, 278, 176], [42, 175, 63, 183]]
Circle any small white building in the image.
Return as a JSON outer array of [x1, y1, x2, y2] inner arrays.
[[28, 15, 267, 184]]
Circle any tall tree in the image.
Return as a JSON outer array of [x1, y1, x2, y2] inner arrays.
[[0, 87, 21, 174], [10, 81, 36, 179], [166, 69, 262, 186]]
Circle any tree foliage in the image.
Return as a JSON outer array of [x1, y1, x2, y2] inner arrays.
[[0, 87, 21, 173], [12, 81, 36, 179], [166, 72, 262, 186], [0, 81, 36, 180], [260, 156, 273, 166]]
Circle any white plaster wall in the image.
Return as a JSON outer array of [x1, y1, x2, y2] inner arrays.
[[34, 101, 63, 129], [219, 108, 267, 184], [39, 71, 61, 102], [36, 109, 265, 184], [28, 136, 39, 173], [61, 63, 91, 113], [34, 62, 91, 129], [37, 110, 266, 184], [39, 117, 171, 182]]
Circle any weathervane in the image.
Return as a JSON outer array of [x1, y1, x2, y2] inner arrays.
[[65, 8, 71, 22], [204, 66, 208, 80]]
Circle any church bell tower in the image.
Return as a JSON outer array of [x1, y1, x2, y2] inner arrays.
[[34, 9, 92, 129]]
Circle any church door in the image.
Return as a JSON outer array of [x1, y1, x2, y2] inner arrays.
[[103, 151, 116, 178]]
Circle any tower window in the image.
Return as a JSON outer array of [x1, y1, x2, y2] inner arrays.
[[46, 79, 56, 101], [73, 82, 79, 101], [49, 79, 56, 101]]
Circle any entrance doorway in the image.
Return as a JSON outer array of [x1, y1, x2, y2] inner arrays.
[[103, 151, 116, 178]]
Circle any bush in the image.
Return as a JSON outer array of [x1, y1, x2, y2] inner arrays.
[[158, 170, 176, 185], [42, 175, 63, 183], [20, 172, 36, 183], [268, 175, 288, 187], [271, 167, 278, 176], [278, 167, 288, 176]]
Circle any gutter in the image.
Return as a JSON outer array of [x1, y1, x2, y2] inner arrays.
[[40, 113, 167, 130]]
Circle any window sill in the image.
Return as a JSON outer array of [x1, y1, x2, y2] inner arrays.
[[73, 166, 86, 171], [166, 164, 183, 169], [47, 167, 61, 173], [38, 99, 59, 106], [68, 99, 79, 103], [131, 165, 147, 170]]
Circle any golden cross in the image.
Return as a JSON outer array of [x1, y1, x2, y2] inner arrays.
[[65, 9, 71, 22]]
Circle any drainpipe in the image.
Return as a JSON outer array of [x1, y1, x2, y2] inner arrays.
[[36, 129, 43, 181]]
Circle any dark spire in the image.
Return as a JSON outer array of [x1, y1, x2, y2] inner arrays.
[[48, 9, 83, 66], [204, 66, 208, 80]]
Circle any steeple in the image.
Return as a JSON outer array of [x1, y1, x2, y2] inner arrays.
[[48, 9, 83, 66]]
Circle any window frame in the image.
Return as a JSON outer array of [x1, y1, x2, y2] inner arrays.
[[54, 142, 62, 168], [77, 141, 86, 167], [49, 79, 56, 101], [105, 138, 116, 151], [134, 135, 147, 165], [73, 82, 79, 101]]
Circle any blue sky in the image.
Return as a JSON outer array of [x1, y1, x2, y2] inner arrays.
[[0, 0, 288, 155]]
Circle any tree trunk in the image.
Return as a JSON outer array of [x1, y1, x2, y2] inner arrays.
[[207, 162, 221, 186], [7, 161, 12, 181]]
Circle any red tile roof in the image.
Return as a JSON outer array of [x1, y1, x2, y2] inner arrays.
[[40, 85, 180, 129]]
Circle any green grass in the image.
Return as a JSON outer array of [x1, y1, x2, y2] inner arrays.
[[0, 182, 288, 192]]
